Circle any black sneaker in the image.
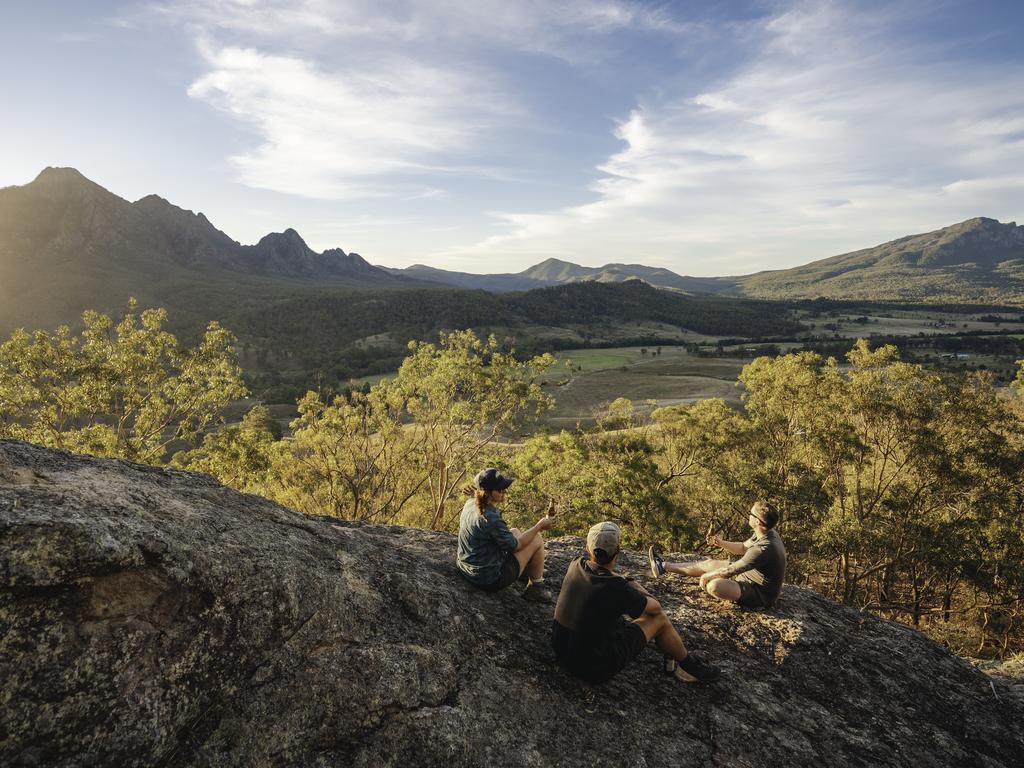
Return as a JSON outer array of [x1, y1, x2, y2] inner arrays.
[[673, 653, 720, 684], [648, 545, 665, 578]]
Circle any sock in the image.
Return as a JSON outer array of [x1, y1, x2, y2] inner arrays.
[[529, 577, 545, 586]]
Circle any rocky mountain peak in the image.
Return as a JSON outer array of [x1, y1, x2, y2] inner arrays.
[[2, 439, 1022, 767], [32, 165, 90, 185], [21, 166, 122, 206], [255, 228, 310, 249]]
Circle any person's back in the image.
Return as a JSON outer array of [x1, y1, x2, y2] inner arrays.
[[552, 556, 648, 683], [455, 468, 554, 602], [553, 521, 720, 685], [457, 497, 517, 586]]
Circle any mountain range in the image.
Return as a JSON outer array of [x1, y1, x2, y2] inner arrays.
[[2, 167, 1023, 338], [0, 167, 430, 334], [385, 219, 1024, 303]]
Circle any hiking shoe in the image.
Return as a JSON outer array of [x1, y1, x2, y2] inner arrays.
[[672, 653, 720, 684], [648, 545, 665, 578], [523, 583, 553, 604]]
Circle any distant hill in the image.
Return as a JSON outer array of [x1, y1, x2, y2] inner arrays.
[[0, 168, 430, 334], [734, 217, 1024, 303], [385, 257, 734, 294], [390, 219, 1024, 305]]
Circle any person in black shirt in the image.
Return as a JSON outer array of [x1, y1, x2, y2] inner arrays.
[[552, 521, 720, 684], [649, 501, 786, 608]]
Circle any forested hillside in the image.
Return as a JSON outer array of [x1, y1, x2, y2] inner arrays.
[[736, 217, 1024, 303], [227, 280, 803, 396]]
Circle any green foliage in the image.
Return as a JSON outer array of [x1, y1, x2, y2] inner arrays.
[[394, 331, 556, 528], [0, 301, 246, 462], [265, 385, 423, 522], [171, 405, 277, 492], [178, 330, 557, 530], [647, 340, 1024, 654]]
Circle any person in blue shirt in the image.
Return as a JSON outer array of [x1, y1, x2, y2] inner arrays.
[[456, 467, 555, 603]]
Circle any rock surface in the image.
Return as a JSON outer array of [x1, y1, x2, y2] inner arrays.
[[2, 439, 1022, 767]]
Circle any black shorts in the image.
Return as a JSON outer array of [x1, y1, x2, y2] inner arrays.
[[737, 580, 774, 608], [568, 621, 649, 685], [475, 552, 522, 593]]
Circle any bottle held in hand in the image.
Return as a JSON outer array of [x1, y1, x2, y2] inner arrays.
[[546, 498, 557, 517]]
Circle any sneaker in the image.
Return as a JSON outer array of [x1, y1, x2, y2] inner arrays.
[[522, 582, 553, 604], [672, 653, 720, 684], [648, 545, 666, 578]]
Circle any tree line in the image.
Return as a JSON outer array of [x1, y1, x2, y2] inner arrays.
[[2, 304, 1023, 657]]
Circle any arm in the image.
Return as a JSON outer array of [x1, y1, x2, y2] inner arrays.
[[709, 533, 746, 557], [702, 544, 762, 586], [513, 515, 554, 552]]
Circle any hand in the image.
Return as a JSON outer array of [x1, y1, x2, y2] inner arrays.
[[699, 571, 719, 589], [537, 515, 556, 531], [706, 532, 719, 547]]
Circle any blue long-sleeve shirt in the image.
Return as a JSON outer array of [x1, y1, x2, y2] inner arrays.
[[456, 498, 519, 585]]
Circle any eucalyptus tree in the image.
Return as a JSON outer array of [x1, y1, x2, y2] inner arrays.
[[0, 301, 245, 463]]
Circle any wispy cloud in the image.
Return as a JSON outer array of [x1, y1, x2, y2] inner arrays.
[[444, 0, 1024, 273], [137, 0, 693, 200], [186, 42, 510, 198]]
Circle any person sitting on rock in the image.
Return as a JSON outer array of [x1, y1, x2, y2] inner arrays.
[[456, 467, 554, 603], [552, 521, 720, 684], [648, 501, 786, 609]]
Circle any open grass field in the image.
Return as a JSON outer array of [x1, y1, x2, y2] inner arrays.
[[799, 312, 1024, 339], [542, 346, 746, 426]]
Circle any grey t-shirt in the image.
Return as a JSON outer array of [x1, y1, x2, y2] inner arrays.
[[720, 528, 787, 603]]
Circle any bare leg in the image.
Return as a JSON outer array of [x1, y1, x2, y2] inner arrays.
[[706, 577, 742, 602], [513, 535, 545, 581], [633, 611, 688, 661], [664, 558, 731, 578]]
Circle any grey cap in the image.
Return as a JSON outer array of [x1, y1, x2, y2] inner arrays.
[[474, 467, 514, 491], [587, 521, 621, 561]]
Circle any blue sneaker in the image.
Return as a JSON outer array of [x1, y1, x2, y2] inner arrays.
[[648, 545, 665, 578]]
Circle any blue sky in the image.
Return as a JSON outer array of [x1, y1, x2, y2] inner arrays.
[[3, 0, 1024, 275]]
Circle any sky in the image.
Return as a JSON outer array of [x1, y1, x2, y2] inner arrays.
[[3, 0, 1024, 275]]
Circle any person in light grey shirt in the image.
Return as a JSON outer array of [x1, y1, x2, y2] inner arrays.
[[648, 501, 786, 608]]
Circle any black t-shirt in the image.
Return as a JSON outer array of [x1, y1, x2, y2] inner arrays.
[[552, 557, 648, 665]]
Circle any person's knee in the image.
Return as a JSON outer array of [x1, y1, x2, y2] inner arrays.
[[706, 579, 728, 598], [648, 608, 669, 631], [707, 578, 739, 601]]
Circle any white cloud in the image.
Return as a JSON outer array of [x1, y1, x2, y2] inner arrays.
[[186, 42, 508, 198], [442, 0, 1024, 273], [148, 0, 690, 200]]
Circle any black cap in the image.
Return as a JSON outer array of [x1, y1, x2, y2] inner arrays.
[[474, 467, 514, 491]]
